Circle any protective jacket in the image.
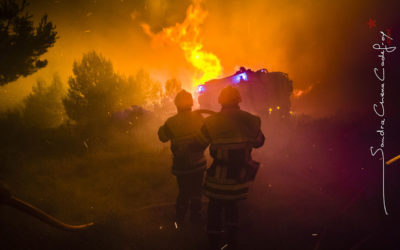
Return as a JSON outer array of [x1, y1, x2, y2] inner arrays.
[[158, 110, 209, 176], [201, 106, 265, 200]]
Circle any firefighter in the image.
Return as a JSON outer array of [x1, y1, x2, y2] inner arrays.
[[158, 90, 209, 227], [201, 85, 265, 249]]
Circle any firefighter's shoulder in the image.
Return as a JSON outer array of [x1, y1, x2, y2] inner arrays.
[[203, 110, 221, 125], [166, 111, 204, 130], [236, 109, 261, 128], [165, 113, 179, 124], [164, 113, 183, 130], [190, 110, 206, 122]]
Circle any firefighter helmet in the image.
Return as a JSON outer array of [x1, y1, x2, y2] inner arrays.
[[174, 90, 193, 110], [218, 85, 242, 106]]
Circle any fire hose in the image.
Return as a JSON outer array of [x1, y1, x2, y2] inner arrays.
[[1, 182, 93, 231]]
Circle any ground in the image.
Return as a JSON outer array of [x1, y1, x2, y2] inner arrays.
[[0, 116, 399, 250]]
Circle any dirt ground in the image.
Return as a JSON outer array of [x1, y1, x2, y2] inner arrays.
[[1, 116, 400, 250]]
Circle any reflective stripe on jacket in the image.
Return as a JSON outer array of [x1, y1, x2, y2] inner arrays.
[[202, 106, 265, 200]]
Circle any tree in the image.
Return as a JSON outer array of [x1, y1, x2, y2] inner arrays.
[[126, 70, 163, 107], [63, 51, 124, 125], [23, 74, 66, 128], [153, 78, 183, 117], [164, 78, 182, 98], [0, 0, 57, 85], [64, 51, 166, 128]]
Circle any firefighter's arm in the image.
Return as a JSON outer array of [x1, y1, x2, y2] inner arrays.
[[200, 124, 211, 144], [158, 124, 172, 142], [195, 131, 210, 149], [253, 130, 265, 148], [251, 116, 265, 148]]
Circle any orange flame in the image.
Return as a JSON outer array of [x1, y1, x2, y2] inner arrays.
[[141, 0, 222, 87], [293, 85, 313, 98]]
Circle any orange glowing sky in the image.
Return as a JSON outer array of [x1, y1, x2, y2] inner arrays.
[[1, 0, 399, 116]]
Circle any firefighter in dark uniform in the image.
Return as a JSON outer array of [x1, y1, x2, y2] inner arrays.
[[201, 85, 265, 249], [158, 90, 209, 226]]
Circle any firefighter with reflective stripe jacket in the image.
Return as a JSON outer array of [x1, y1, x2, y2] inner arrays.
[[201, 85, 265, 250], [158, 90, 209, 226]]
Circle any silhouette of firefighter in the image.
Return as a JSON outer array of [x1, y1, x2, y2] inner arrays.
[[201, 86, 265, 249], [158, 90, 209, 226]]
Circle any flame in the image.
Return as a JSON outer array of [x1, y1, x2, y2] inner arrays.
[[141, 0, 222, 87], [293, 85, 313, 98]]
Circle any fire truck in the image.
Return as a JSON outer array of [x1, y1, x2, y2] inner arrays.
[[197, 67, 293, 118]]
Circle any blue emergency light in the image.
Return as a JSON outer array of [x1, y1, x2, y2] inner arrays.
[[232, 72, 248, 84], [197, 85, 205, 93]]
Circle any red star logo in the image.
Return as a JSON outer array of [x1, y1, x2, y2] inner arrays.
[[367, 18, 376, 28]]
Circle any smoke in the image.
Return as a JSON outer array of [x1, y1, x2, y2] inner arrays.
[[0, 0, 399, 117]]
